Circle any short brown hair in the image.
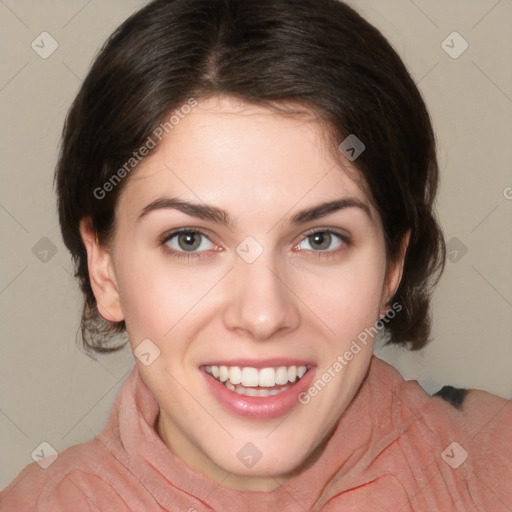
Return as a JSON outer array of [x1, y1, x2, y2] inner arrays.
[[55, 0, 446, 354]]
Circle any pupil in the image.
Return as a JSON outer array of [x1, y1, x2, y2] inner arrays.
[[179, 233, 200, 251], [311, 232, 330, 250]]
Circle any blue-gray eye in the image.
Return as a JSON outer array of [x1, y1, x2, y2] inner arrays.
[[164, 231, 214, 252], [298, 231, 344, 251]]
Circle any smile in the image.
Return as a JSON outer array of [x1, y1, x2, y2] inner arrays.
[[200, 362, 316, 419], [203, 365, 308, 397]]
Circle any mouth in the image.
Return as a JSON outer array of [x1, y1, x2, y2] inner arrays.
[[202, 364, 309, 397], [200, 361, 316, 419]]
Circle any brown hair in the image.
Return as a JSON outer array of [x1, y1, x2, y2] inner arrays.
[[55, 0, 446, 354]]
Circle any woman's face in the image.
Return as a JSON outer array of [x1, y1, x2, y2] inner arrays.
[[85, 95, 405, 491]]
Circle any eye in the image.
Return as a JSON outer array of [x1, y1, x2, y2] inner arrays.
[[295, 229, 348, 254], [161, 228, 217, 257]]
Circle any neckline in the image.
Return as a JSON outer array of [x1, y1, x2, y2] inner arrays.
[[98, 355, 408, 510]]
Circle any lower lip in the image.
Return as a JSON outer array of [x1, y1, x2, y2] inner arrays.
[[201, 367, 316, 420]]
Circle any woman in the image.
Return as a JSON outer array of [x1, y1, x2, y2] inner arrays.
[[1, 0, 510, 510]]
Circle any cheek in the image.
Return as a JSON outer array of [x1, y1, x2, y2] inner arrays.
[[113, 231, 387, 347], [295, 250, 387, 340], [114, 247, 219, 343], [113, 247, 176, 340]]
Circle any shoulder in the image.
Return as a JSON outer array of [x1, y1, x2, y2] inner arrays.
[[445, 386, 512, 470], [429, 382, 512, 448], [370, 355, 511, 437], [433, 386, 512, 509], [0, 367, 163, 511], [429, 382, 512, 455], [368, 357, 512, 506], [384, 357, 512, 461], [0, 438, 129, 512]]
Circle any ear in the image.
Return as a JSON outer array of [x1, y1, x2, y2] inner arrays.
[[79, 217, 124, 323], [379, 230, 410, 318]]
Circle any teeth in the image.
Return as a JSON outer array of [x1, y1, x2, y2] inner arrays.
[[219, 366, 229, 382], [275, 366, 289, 385], [205, 364, 308, 387], [229, 366, 242, 385], [258, 368, 275, 387], [243, 387, 258, 397], [241, 367, 259, 387], [233, 384, 292, 397]]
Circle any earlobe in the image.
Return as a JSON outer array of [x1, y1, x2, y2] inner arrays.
[[79, 217, 124, 323], [380, 230, 411, 317]]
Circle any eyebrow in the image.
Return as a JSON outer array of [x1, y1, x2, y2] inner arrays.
[[137, 196, 372, 226]]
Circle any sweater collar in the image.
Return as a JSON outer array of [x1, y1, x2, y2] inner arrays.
[[98, 355, 414, 511]]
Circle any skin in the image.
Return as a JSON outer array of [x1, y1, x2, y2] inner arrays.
[[80, 94, 409, 492]]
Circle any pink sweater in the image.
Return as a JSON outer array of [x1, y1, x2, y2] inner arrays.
[[1, 355, 511, 511]]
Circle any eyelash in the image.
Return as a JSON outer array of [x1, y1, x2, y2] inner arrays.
[[300, 229, 351, 259], [159, 228, 351, 261], [160, 228, 216, 261]]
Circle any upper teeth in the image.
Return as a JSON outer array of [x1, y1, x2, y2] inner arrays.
[[204, 365, 307, 387]]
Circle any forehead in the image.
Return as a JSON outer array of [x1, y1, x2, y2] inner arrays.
[[117, 95, 376, 224]]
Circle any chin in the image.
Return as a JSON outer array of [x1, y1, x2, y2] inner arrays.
[[209, 430, 319, 479]]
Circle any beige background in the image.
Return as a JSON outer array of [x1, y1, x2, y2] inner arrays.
[[1, 0, 511, 490]]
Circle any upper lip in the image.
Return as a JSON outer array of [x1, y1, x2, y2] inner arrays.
[[200, 358, 314, 369]]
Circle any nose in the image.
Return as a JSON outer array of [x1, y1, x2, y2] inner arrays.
[[222, 254, 301, 341]]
